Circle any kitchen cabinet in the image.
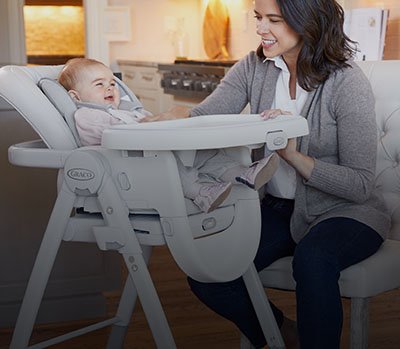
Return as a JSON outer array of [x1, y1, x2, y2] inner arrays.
[[119, 60, 251, 114], [118, 61, 173, 115]]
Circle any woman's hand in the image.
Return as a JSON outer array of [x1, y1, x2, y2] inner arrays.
[[261, 109, 291, 120], [261, 110, 314, 180], [277, 137, 297, 161], [277, 138, 315, 181], [140, 106, 191, 123]]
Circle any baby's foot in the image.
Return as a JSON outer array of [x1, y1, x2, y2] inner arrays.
[[236, 153, 279, 190], [193, 182, 232, 213]]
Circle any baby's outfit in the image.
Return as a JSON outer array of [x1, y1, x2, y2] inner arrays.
[[74, 100, 278, 213]]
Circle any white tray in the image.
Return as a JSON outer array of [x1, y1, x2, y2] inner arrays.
[[102, 114, 309, 151]]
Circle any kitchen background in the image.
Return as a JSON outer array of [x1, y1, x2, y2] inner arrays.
[[1, 0, 400, 338], [2, 0, 400, 68], [110, 0, 400, 64]]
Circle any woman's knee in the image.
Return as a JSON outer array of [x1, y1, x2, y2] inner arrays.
[[292, 241, 340, 284]]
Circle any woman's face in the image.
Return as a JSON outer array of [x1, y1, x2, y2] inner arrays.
[[254, 0, 302, 66]]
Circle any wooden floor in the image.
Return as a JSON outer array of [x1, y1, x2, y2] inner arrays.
[[1, 245, 400, 349]]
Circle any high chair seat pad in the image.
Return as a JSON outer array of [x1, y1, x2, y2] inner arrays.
[[0, 65, 78, 150], [102, 114, 309, 151], [39, 78, 82, 146], [0, 65, 143, 151]]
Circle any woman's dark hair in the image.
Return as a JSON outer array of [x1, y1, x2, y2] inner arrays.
[[256, 0, 356, 91]]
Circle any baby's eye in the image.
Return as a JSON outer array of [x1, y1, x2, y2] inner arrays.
[[254, 15, 262, 20], [95, 82, 103, 86], [110, 82, 116, 86]]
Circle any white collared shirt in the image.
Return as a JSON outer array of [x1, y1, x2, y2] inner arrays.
[[263, 56, 309, 199]]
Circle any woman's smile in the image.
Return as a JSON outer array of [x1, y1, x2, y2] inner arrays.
[[261, 38, 277, 49]]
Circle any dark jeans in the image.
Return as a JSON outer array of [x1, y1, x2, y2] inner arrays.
[[188, 195, 383, 348]]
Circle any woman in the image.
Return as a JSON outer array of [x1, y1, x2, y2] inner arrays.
[[186, 0, 390, 348]]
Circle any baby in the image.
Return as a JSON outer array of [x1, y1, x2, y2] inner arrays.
[[58, 58, 279, 213]]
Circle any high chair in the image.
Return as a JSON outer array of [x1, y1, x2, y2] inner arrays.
[[0, 64, 308, 349]]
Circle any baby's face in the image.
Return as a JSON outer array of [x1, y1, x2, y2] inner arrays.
[[74, 64, 120, 108]]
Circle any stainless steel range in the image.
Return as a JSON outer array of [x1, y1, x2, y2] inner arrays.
[[158, 59, 237, 100]]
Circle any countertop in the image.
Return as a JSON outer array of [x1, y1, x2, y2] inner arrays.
[[117, 60, 172, 68]]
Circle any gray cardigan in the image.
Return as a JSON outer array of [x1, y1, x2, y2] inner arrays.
[[191, 51, 390, 242]]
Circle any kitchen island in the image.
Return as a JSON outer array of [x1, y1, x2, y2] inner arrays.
[[0, 95, 120, 327]]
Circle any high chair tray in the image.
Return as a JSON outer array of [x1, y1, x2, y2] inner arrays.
[[102, 114, 309, 151]]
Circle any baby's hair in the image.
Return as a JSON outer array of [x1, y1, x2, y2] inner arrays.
[[58, 58, 107, 91]]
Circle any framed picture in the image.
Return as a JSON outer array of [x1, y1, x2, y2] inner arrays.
[[103, 6, 131, 42]]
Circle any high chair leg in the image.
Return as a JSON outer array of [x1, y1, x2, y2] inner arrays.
[[242, 263, 285, 349], [106, 245, 153, 349], [10, 184, 76, 349], [95, 172, 176, 349], [123, 251, 176, 348], [106, 325, 129, 349]]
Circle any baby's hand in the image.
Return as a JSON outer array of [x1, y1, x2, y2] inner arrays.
[[260, 109, 292, 120], [170, 105, 191, 118]]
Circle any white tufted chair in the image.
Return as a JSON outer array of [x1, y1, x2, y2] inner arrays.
[[240, 60, 400, 349]]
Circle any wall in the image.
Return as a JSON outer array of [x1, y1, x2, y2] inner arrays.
[[0, 1, 11, 64], [109, 0, 202, 64], [0, 0, 26, 65], [108, 0, 399, 66], [344, 0, 400, 59], [108, 0, 262, 65]]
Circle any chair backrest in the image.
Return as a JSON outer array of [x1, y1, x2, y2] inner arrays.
[[0, 65, 77, 150], [0, 64, 137, 151], [356, 61, 400, 240]]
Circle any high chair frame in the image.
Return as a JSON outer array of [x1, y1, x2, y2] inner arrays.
[[0, 64, 308, 349]]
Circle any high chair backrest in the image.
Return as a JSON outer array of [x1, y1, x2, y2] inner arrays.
[[0, 65, 77, 150], [0, 64, 136, 151]]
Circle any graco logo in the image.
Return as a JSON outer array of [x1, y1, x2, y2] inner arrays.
[[67, 168, 95, 181]]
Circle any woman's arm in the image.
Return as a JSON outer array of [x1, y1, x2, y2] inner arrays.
[[190, 55, 253, 117], [304, 66, 377, 203], [278, 138, 315, 180], [140, 105, 191, 122], [260, 109, 315, 180]]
